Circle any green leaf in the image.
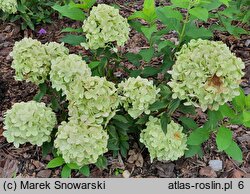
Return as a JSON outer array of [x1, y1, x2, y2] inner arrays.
[[61, 27, 83, 33], [141, 25, 158, 41], [232, 88, 246, 112], [143, 0, 156, 18], [158, 40, 175, 52], [80, 165, 90, 177], [243, 111, 250, 122], [67, 163, 79, 170], [33, 83, 47, 102], [141, 66, 159, 77], [216, 127, 233, 151], [70, 0, 96, 10], [179, 117, 198, 130], [139, 48, 154, 63], [47, 157, 65, 168], [149, 100, 168, 111], [156, 9, 181, 32], [42, 142, 53, 158], [88, 61, 100, 69], [219, 103, 236, 118], [95, 156, 108, 170], [177, 104, 196, 115], [60, 34, 85, 46], [185, 145, 203, 158], [125, 53, 142, 67], [136, 115, 149, 125], [219, 0, 230, 6], [159, 84, 172, 99], [128, 11, 147, 21], [113, 115, 128, 123], [187, 127, 210, 145], [160, 113, 170, 134], [185, 25, 213, 39], [168, 99, 180, 115], [245, 94, 250, 109], [156, 6, 183, 21], [206, 110, 223, 131], [171, 0, 190, 8], [61, 165, 71, 178], [224, 141, 243, 162], [189, 7, 209, 21], [52, 4, 85, 21]]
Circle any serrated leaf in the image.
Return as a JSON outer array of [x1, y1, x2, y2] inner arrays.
[[156, 9, 181, 32], [88, 61, 100, 69], [95, 156, 108, 170], [245, 94, 250, 109], [219, 103, 236, 118], [161, 113, 170, 134], [189, 7, 208, 21], [187, 127, 210, 145], [80, 165, 90, 177], [168, 99, 180, 115], [136, 115, 149, 125], [149, 100, 168, 111], [141, 25, 158, 41], [232, 88, 245, 112], [171, 0, 190, 8], [185, 145, 203, 158], [60, 34, 85, 46], [61, 27, 83, 33], [141, 66, 159, 77], [67, 163, 79, 170], [216, 127, 233, 151], [42, 142, 53, 158], [224, 141, 243, 162], [33, 83, 47, 102], [52, 4, 85, 21], [206, 110, 223, 131], [156, 6, 183, 21], [47, 157, 65, 168], [125, 53, 142, 67], [179, 117, 198, 130], [139, 48, 154, 63], [113, 115, 128, 123], [177, 104, 196, 115], [61, 165, 71, 178]]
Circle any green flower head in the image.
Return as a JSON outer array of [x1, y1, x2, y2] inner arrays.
[[44, 42, 69, 60], [82, 4, 130, 50], [50, 54, 92, 95], [0, 0, 17, 14], [140, 116, 187, 162], [168, 39, 245, 111], [67, 76, 119, 125], [118, 77, 160, 119], [10, 38, 51, 85], [3, 101, 57, 148], [54, 120, 108, 166]]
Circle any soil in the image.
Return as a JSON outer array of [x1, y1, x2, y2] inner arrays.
[[0, 0, 249, 178]]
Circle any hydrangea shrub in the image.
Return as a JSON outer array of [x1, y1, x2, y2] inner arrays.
[[118, 77, 160, 119], [0, 0, 17, 14], [140, 116, 187, 161], [54, 120, 108, 166], [3, 101, 57, 147], [168, 39, 245, 111], [81, 4, 130, 50]]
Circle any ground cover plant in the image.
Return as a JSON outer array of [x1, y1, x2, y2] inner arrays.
[[0, 0, 249, 178]]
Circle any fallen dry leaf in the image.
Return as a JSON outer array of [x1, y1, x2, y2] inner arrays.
[[228, 169, 245, 178], [199, 167, 217, 178], [36, 170, 52, 178], [127, 149, 143, 167], [2, 158, 18, 178]]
